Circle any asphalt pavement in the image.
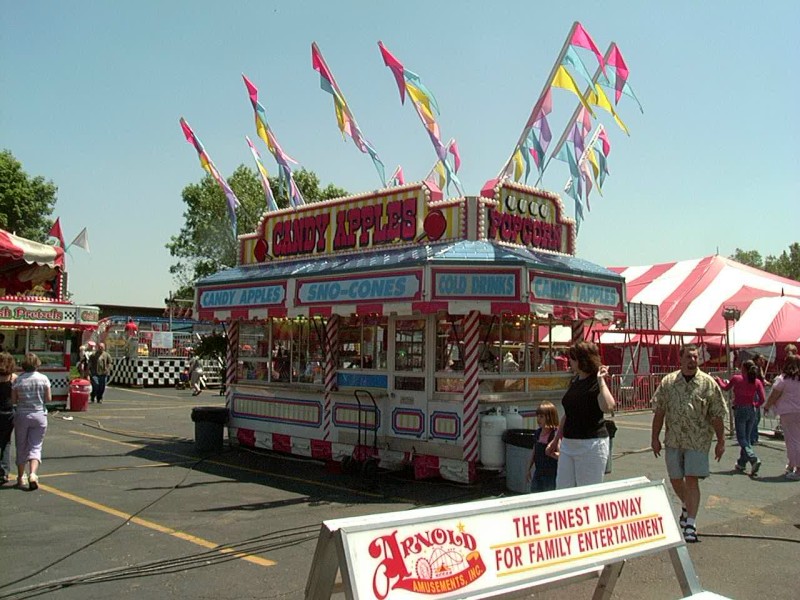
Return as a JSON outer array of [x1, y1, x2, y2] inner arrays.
[[0, 386, 797, 600]]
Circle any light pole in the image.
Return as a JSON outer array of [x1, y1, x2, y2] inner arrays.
[[721, 306, 741, 436]]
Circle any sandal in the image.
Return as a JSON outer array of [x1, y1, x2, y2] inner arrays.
[[683, 524, 698, 543], [679, 507, 688, 529], [28, 473, 39, 491]]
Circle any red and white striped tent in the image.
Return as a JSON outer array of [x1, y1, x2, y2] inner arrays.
[[598, 255, 800, 347], [0, 228, 64, 296]]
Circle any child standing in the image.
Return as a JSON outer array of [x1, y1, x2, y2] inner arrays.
[[527, 401, 560, 493]]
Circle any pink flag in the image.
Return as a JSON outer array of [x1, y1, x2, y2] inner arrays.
[[390, 165, 405, 185], [578, 107, 592, 136], [607, 43, 630, 104], [48, 218, 65, 248], [449, 140, 461, 172], [570, 22, 606, 75], [525, 88, 553, 128], [598, 127, 611, 156], [378, 41, 407, 104], [242, 73, 259, 105]]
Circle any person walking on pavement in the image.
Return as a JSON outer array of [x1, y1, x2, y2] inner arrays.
[[189, 352, 204, 396], [651, 344, 728, 543], [88, 342, 112, 403], [11, 353, 50, 490], [763, 354, 800, 480], [715, 360, 765, 476], [0, 352, 17, 484]]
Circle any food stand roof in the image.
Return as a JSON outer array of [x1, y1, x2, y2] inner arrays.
[[196, 240, 622, 287]]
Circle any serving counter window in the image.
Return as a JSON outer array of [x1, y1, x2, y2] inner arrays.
[[394, 318, 425, 392], [237, 318, 325, 385], [338, 316, 388, 370], [1, 328, 66, 369], [435, 316, 464, 393]]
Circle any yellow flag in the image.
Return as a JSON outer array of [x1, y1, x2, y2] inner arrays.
[[434, 161, 446, 187], [513, 149, 524, 181], [551, 66, 595, 117], [588, 85, 629, 135], [587, 147, 600, 178], [586, 148, 603, 195], [407, 83, 435, 117]]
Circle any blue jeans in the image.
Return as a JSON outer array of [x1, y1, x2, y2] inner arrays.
[[734, 405, 758, 466], [90, 375, 108, 401], [531, 471, 557, 493], [751, 407, 761, 444]]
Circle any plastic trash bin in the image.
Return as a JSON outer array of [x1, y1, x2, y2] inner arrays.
[[191, 406, 229, 453], [502, 429, 537, 493], [604, 420, 618, 474], [68, 379, 91, 412]]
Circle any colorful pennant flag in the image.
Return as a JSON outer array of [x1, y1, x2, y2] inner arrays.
[[179, 117, 240, 236], [68, 227, 90, 252], [587, 84, 629, 134], [570, 22, 606, 76], [378, 41, 463, 195], [241, 74, 305, 208], [606, 43, 630, 104], [245, 136, 278, 212], [551, 66, 596, 118], [47, 218, 65, 248], [597, 65, 643, 113], [311, 42, 386, 186], [388, 166, 405, 187]]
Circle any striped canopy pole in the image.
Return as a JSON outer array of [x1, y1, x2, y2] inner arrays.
[[225, 321, 239, 405], [571, 319, 585, 345], [323, 314, 340, 441], [462, 310, 481, 462]]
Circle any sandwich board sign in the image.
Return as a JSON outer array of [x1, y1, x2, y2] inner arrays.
[[305, 477, 717, 599]]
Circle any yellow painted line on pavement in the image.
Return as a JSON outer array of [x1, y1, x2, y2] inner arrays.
[[44, 462, 196, 478], [37, 482, 275, 567]]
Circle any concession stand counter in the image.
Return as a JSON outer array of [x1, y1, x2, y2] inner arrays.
[[0, 228, 99, 406], [195, 181, 625, 482]]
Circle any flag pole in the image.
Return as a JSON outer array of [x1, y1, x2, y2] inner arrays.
[[497, 21, 579, 181], [535, 43, 615, 186]]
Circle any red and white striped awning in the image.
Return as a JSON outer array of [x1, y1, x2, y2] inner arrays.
[[0, 229, 64, 268], [599, 255, 800, 346]]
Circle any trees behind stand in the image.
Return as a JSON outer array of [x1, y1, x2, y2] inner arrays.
[[730, 245, 800, 281], [0, 150, 58, 241], [166, 166, 347, 298]]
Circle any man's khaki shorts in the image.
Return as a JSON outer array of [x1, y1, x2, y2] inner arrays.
[[665, 447, 709, 479]]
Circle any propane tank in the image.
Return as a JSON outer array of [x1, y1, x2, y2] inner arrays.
[[480, 408, 507, 469], [504, 406, 524, 430]]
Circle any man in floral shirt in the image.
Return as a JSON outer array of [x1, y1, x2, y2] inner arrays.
[[651, 344, 728, 543]]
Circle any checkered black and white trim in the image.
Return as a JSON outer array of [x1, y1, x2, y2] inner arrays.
[[111, 357, 222, 388]]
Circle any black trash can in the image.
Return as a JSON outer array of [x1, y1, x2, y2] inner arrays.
[[604, 420, 618, 474], [191, 407, 229, 454], [502, 429, 537, 493]]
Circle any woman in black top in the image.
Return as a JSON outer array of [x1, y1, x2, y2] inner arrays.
[[546, 341, 615, 489], [0, 352, 16, 484]]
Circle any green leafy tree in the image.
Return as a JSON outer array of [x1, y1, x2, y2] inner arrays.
[[167, 166, 347, 293], [730, 244, 800, 281], [730, 248, 763, 269], [0, 149, 58, 240], [764, 243, 800, 281]]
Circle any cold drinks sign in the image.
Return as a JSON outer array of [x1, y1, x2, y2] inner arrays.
[[305, 478, 683, 599]]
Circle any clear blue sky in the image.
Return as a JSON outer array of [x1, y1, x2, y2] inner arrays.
[[2, 1, 797, 308]]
